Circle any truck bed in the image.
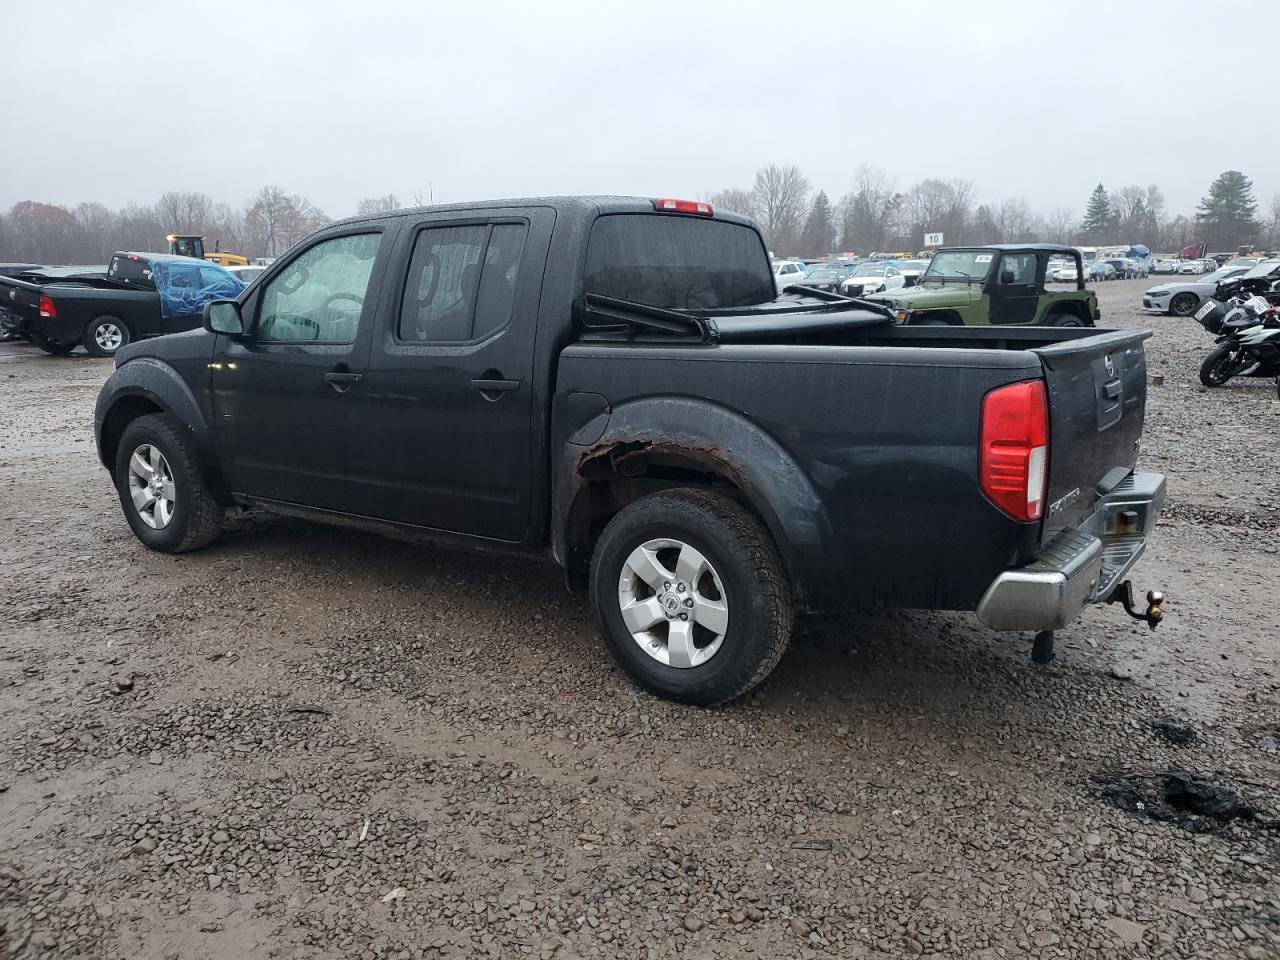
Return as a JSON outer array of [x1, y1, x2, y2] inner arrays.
[[557, 322, 1147, 611]]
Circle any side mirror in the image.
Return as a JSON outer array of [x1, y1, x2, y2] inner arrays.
[[1000, 270, 1015, 285], [203, 299, 245, 336]]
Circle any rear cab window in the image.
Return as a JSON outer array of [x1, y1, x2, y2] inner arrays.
[[107, 255, 156, 289], [583, 214, 774, 309]]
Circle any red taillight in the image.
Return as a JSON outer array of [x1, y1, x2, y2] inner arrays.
[[38, 296, 56, 319], [980, 379, 1048, 522], [653, 198, 713, 216]]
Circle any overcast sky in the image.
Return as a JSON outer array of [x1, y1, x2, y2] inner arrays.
[[3, 0, 1276, 220]]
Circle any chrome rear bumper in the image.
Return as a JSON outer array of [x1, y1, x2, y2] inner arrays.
[[976, 472, 1166, 632]]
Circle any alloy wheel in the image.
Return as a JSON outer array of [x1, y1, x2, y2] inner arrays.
[[94, 321, 124, 352], [617, 538, 729, 668], [126, 444, 176, 529]]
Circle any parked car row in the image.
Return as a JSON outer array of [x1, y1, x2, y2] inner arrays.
[[769, 255, 925, 296]]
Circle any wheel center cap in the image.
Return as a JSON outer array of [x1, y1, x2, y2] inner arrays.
[[661, 593, 682, 616]]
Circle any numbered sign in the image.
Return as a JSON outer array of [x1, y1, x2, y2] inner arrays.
[[923, 232, 944, 247]]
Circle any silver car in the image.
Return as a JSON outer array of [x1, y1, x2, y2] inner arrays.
[[1141, 266, 1253, 316]]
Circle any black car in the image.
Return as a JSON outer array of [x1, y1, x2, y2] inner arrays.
[[791, 261, 855, 293], [94, 195, 1166, 705]]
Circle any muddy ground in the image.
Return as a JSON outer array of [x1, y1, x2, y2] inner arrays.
[[1, 277, 1278, 959]]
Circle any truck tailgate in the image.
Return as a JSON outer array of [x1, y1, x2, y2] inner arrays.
[[0, 275, 44, 327], [1034, 329, 1150, 544]]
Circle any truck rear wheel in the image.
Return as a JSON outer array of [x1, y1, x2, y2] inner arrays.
[[589, 489, 792, 706], [30, 333, 76, 356], [84, 316, 131, 357], [114, 413, 223, 553]]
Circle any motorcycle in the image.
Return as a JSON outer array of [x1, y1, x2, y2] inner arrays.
[[1194, 292, 1280, 388]]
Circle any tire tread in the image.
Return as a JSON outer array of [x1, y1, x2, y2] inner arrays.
[[590, 488, 792, 705], [117, 414, 222, 553]]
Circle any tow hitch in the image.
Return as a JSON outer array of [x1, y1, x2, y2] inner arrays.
[[1106, 581, 1165, 631], [1031, 582, 1164, 666]]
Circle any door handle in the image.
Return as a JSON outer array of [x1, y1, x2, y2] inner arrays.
[[470, 378, 520, 392], [324, 370, 363, 393]]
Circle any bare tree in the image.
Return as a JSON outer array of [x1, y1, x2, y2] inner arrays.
[[706, 188, 756, 220], [993, 198, 1035, 243], [898, 178, 972, 249], [1039, 206, 1075, 244], [356, 194, 400, 217], [72, 203, 118, 261], [835, 164, 898, 254], [243, 186, 328, 258], [1267, 194, 1280, 249], [156, 191, 214, 234], [750, 164, 810, 253]]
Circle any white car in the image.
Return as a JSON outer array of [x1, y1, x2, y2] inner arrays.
[[1178, 259, 1203, 275], [839, 261, 905, 296], [1048, 261, 1079, 283], [895, 259, 931, 287], [1151, 258, 1179, 275], [772, 260, 807, 290], [1140, 266, 1253, 315]]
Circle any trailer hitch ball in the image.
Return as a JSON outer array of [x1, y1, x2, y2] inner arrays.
[[1107, 581, 1165, 631], [1145, 590, 1164, 630]]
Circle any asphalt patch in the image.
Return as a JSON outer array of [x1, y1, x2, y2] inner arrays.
[[1097, 769, 1256, 832], [1151, 717, 1199, 746]]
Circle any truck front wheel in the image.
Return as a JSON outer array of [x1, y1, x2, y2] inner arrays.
[[589, 489, 792, 706], [114, 413, 223, 553], [84, 316, 131, 357]]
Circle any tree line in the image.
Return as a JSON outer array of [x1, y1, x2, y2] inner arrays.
[[0, 188, 413, 265], [2, 173, 1275, 265], [708, 166, 1280, 258]]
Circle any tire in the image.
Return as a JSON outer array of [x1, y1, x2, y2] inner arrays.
[[589, 489, 792, 706], [1043, 312, 1084, 327], [1199, 343, 1246, 387], [1170, 293, 1199, 317], [30, 333, 76, 356], [83, 316, 131, 357], [114, 413, 223, 553]]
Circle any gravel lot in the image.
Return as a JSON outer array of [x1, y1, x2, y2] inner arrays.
[[2, 278, 1278, 960]]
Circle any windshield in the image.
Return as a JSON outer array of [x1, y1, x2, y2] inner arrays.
[[1201, 268, 1240, 284], [923, 250, 994, 281], [1242, 260, 1280, 279], [852, 263, 887, 277], [584, 213, 774, 309]]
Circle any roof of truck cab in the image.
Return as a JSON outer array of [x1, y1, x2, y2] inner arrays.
[[331, 196, 757, 230]]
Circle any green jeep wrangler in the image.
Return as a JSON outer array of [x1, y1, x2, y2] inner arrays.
[[867, 245, 1100, 326]]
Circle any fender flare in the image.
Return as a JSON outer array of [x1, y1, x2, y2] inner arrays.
[[94, 358, 227, 497], [554, 395, 834, 607]]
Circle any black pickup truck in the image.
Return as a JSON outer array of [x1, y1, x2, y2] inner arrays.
[[0, 252, 243, 356], [94, 196, 1166, 705]]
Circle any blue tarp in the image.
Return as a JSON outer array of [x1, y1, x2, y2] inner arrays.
[[150, 258, 245, 319]]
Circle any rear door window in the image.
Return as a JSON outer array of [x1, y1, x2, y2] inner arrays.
[[397, 222, 529, 342], [584, 214, 773, 309]]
